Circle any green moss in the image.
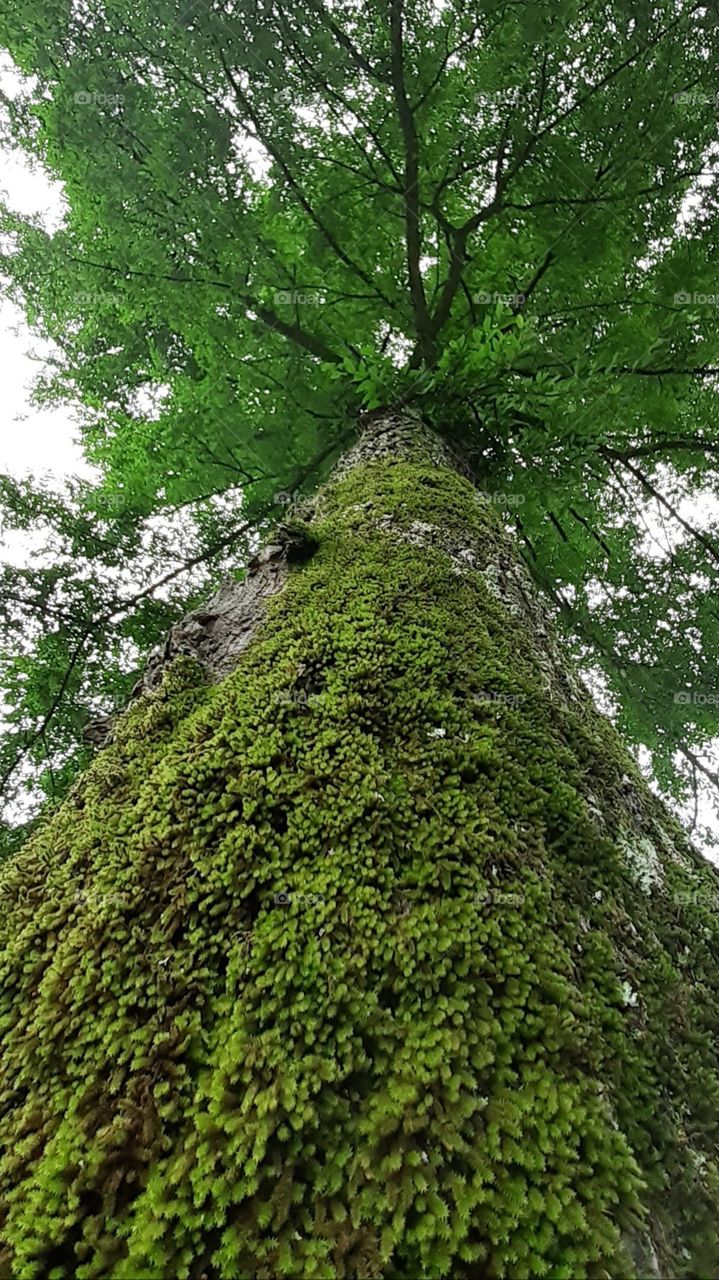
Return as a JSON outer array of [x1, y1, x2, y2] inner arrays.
[[1, 457, 718, 1278]]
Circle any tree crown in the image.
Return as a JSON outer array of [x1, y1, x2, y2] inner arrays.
[[1, 0, 719, 848]]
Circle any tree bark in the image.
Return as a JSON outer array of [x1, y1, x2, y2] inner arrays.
[[1, 409, 718, 1280]]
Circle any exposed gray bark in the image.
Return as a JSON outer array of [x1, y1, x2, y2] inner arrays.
[[83, 408, 461, 747]]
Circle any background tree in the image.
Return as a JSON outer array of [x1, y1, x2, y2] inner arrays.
[[1, 1, 719, 1275]]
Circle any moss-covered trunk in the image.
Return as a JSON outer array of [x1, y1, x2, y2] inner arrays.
[[1, 411, 718, 1280]]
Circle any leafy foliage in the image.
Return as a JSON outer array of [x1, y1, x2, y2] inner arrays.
[[1, 0, 719, 834]]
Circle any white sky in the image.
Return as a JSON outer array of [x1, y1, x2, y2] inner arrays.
[[0, 138, 89, 479], [0, 299, 90, 478]]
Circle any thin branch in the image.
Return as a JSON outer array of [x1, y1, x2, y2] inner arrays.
[[66, 255, 339, 363], [547, 510, 570, 542], [509, 249, 556, 315], [388, 0, 434, 365], [607, 439, 719, 462], [512, 5, 702, 177], [214, 44, 399, 316], [609, 365, 719, 378], [568, 505, 612, 559], [304, 0, 388, 84], [425, 110, 515, 345], [422, 5, 702, 347], [679, 744, 719, 794], [412, 21, 480, 111], [275, 15, 403, 186], [601, 450, 719, 570]]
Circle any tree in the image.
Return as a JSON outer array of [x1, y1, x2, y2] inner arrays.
[[0, 0, 718, 1275]]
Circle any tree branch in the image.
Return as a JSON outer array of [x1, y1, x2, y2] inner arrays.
[[606, 438, 719, 462], [388, 0, 434, 366], [66, 255, 339, 364], [600, 450, 719, 570], [214, 43, 399, 317], [304, 0, 388, 84], [679, 744, 719, 794], [421, 4, 703, 349]]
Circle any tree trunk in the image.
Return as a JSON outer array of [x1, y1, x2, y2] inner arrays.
[[1, 410, 718, 1280]]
